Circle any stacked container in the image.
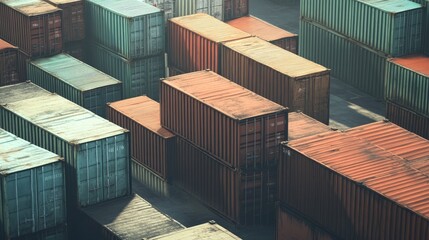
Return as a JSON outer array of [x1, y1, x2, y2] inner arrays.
[[0, 39, 19, 86], [288, 112, 332, 141], [150, 222, 241, 239], [223, 0, 249, 21]]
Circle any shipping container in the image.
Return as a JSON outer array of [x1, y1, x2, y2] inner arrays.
[[87, 41, 165, 100], [425, 2, 429, 55], [174, 0, 223, 20], [288, 112, 332, 141], [150, 221, 241, 239], [386, 54, 429, 117], [63, 40, 86, 61], [300, 19, 387, 99], [175, 137, 276, 225], [144, 0, 175, 22], [0, 39, 19, 86], [107, 96, 175, 180], [131, 159, 171, 197], [161, 70, 288, 169], [221, 37, 330, 124], [386, 100, 429, 139], [44, 0, 85, 43], [167, 66, 184, 77], [17, 50, 30, 81], [301, 0, 423, 56], [27, 53, 122, 117], [0, 0, 62, 57], [0, 129, 66, 239], [223, 0, 249, 21], [74, 194, 185, 240], [12, 224, 67, 240], [0, 82, 131, 209], [227, 16, 298, 53], [279, 130, 429, 240], [168, 13, 251, 73], [85, 0, 165, 59]]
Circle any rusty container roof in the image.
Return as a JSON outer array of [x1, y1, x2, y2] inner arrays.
[[288, 112, 332, 141], [287, 130, 429, 220], [163, 70, 287, 120], [0, 38, 17, 51], [169, 13, 251, 43], [389, 54, 429, 77], [108, 96, 174, 139], [227, 15, 297, 42], [2, 0, 61, 16]]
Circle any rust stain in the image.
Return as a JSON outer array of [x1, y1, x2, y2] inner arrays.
[[390, 54, 429, 77]]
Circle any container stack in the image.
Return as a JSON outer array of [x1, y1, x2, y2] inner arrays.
[[0, 39, 19, 86], [85, 0, 165, 100]]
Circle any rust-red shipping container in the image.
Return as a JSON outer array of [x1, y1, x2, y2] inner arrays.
[[175, 136, 276, 225], [44, 0, 85, 43], [0, 39, 19, 86], [223, 0, 249, 21], [0, 0, 62, 57], [107, 96, 175, 180], [221, 37, 330, 124], [279, 128, 429, 240], [167, 13, 251, 73], [227, 15, 298, 53], [161, 70, 288, 170], [288, 111, 332, 141]]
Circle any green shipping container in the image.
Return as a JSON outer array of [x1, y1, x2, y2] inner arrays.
[[0, 82, 131, 209], [88, 41, 165, 100], [0, 129, 66, 239], [85, 0, 165, 59], [300, 0, 423, 56], [27, 53, 122, 117], [299, 19, 387, 99]]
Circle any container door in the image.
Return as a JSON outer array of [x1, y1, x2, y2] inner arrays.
[[209, 0, 223, 20]]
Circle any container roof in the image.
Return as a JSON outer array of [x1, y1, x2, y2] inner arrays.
[[222, 37, 329, 78], [0, 82, 52, 104], [390, 54, 429, 77], [108, 96, 175, 139], [227, 15, 297, 42], [169, 13, 251, 43], [359, 0, 422, 13], [163, 71, 287, 120], [0, 129, 61, 175], [288, 112, 332, 141], [1, 0, 61, 16], [86, 0, 161, 18], [0, 39, 17, 51], [30, 54, 121, 91], [150, 222, 241, 240], [45, 0, 81, 5]]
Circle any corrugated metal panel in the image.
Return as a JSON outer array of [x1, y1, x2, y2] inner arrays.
[[27, 53, 122, 117], [386, 55, 429, 117], [161, 70, 288, 169], [131, 159, 171, 197], [221, 37, 330, 124], [280, 130, 429, 239], [0, 39, 19, 86], [223, 0, 249, 21], [150, 222, 241, 239], [17, 50, 30, 81], [300, 0, 423, 56], [88, 41, 165, 100], [288, 112, 332, 141], [85, 0, 165, 59], [426, 3, 429, 55], [175, 0, 223, 20], [227, 15, 298, 53], [144, 0, 175, 22], [167, 13, 251, 73], [299, 19, 387, 99], [75, 194, 185, 240], [0, 82, 131, 208], [0, 129, 66, 239], [12, 224, 68, 240], [409, 0, 427, 6], [0, 0, 62, 57], [63, 40, 86, 61]]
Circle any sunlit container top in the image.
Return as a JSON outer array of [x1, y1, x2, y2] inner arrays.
[[87, 0, 160, 17], [169, 13, 251, 43], [108, 96, 174, 138], [150, 222, 241, 240], [227, 15, 297, 42], [0, 128, 62, 175], [0, 39, 17, 51], [223, 37, 329, 78], [1, 0, 61, 15], [389, 54, 429, 77], [29, 53, 122, 91], [45, 0, 81, 4], [288, 112, 332, 141], [0, 81, 52, 103], [287, 130, 429, 220], [359, 0, 422, 13], [163, 70, 287, 120]]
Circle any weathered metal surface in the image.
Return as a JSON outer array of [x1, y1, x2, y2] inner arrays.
[[221, 37, 330, 124], [12, 224, 68, 240], [17, 50, 30, 81], [174, 0, 223, 20], [150, 222, 241, 239], [288, 112, 332, 141], [0, 39, 19, 86], [144, 0, 175, 22], [167, 66, 185, 77], [131, 159, 171, 197], [63, 40, 86, 61], [223, 0, 248, 21]]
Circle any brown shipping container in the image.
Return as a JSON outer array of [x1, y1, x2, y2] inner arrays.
[[17, 50, 30, 81], [227, 15, 298, 53], [0, 0, 62, 57], [385, 101, 429, 140], [44, 0, 85, 43], [223, 0, 249, 21], [107, 96, 175, 180], [221, 37, 330, 124], [0, 39, 20, 86], [279, 129, 429, 240], [168, 13, 251, 73], [161, 70, 288, 169], [63, 39, 86, 61], [288, 111, 332, 141], [175, 137, 276, 225]]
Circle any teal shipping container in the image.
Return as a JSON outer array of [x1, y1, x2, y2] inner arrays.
[[0, 129, 66, 239], [88, 41, 164, 100], [0, 82, 131, 209], [27, 53, 122, 117], [85, 0, 165, 59], [299, 19, 387, 99], [300, 0, 423, 56]]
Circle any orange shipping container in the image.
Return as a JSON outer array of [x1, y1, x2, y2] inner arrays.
[[227, 15, 298, 53], [0, 39, 19, 86], [288, 111, 332, 141]]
